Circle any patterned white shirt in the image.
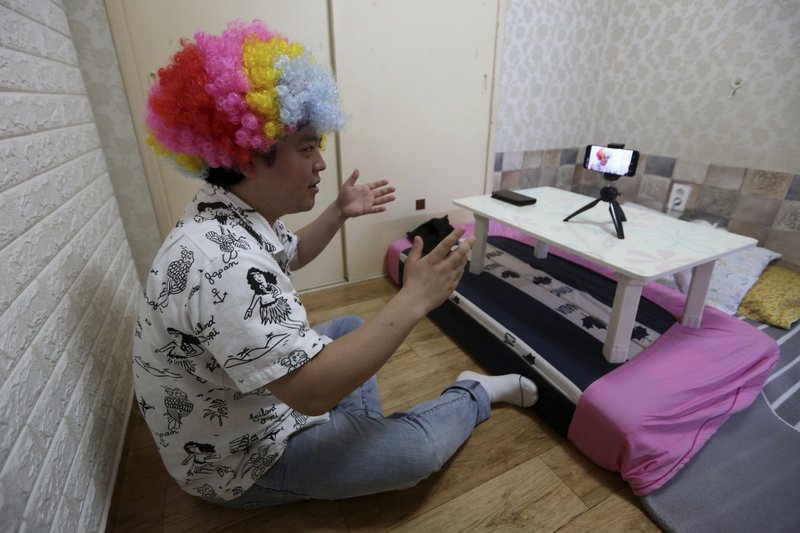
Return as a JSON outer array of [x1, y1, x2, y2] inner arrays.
[[132, 184, 330, 503]]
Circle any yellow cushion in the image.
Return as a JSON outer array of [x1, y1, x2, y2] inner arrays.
[[738, 265, 800, 329]]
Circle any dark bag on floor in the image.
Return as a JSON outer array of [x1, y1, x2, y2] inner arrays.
[[406, 215, 454, 255]]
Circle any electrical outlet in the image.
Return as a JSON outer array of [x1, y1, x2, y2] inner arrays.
[[668, 184, 692, 212]]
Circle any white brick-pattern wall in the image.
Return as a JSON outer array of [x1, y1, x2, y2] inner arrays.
[[0, 0, 138, 530]]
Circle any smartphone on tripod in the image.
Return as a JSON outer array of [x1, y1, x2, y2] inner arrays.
[[566, 144, 639, 239], [583, 145, 639, 177]]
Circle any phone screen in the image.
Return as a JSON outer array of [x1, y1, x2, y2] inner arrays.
[[583, 145, 639, 176]]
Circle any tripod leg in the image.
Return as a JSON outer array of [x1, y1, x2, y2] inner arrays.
[[611, 199, 626, 225], [563, 198, 602, 222], [609, 201, 625, 239]]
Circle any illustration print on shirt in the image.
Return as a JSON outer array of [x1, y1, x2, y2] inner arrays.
[[164, 386, 194, 430], [223, 331, 290, 369], [243, 268, 306, 333], [202, 398, 228, 426], [195, 483, 226, 503], [149, 247, 194, 310], [138, 396, 154, 418], [233, 384, 273, 400], [272, 220, 295, 273], [134, 354, 182, 380], [205, 226, 250, 263], [195, 200, 275, 253], [182, 441, 235, 479], [230, 432, 261, 456], [219, 422, 292, 483], [195, 385, 232, 415], [278, 349, 310, 372], [195, 201, 253, 242], [290, 410, 309, 430], [241, 445, 280, 481], [195, 201, 235, 225], [228, 418, 292, 471], [156, 327, 207, 374]]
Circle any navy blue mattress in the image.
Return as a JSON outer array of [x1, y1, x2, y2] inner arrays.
[[395, 236, 676, 435]]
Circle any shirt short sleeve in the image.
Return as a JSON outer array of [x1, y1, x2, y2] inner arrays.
[[189, 251, 330, 392]]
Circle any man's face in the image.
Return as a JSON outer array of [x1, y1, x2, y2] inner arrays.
[[248, 125, 327, 221]]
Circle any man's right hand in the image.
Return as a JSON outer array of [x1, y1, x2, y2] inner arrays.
[[402, 227, 475, 315], [268, 227, 475, 416]]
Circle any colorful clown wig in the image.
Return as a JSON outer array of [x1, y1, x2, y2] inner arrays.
[[145, 20, 346, 178], [596, 148, 608, 160]]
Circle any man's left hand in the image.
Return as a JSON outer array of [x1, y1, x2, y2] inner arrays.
[[337, 169, 396, 218]]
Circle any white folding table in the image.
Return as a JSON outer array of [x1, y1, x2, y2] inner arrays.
[[454, 187, 756, 363]]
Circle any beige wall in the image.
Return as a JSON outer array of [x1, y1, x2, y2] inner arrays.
[[495, 0, 800, 175], [332, 0, 499, 280]]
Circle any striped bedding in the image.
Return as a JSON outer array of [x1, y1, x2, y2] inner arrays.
[[741, 314, 800, 428]]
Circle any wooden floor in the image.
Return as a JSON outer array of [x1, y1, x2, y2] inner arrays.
[[107, 277, 661, 532]]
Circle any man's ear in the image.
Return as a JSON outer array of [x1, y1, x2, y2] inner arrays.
[[239, 158, 259, 180]]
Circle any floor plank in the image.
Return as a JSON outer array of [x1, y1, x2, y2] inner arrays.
[[558, 488, 661, 532], [539, 443, 626, 509], [392, 457, 587, 533]]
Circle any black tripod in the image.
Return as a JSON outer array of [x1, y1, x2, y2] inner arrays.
[[563, 174, 627, 239]]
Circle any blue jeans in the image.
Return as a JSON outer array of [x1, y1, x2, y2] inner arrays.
[[223, 315, 491, 507]]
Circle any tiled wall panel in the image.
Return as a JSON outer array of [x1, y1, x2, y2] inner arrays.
[[0, 0, 138, 530]]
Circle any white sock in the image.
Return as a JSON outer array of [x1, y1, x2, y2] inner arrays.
[[458, 371, 538, 407]]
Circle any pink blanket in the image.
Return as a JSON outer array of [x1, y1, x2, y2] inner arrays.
[[564, 255, 778, 495], [385, 222, 779, 495]]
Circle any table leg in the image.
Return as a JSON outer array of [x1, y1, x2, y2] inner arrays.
[[681, 260, 715, 328], [469, 215, 489, 274], [603, 275, 645, 364]]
